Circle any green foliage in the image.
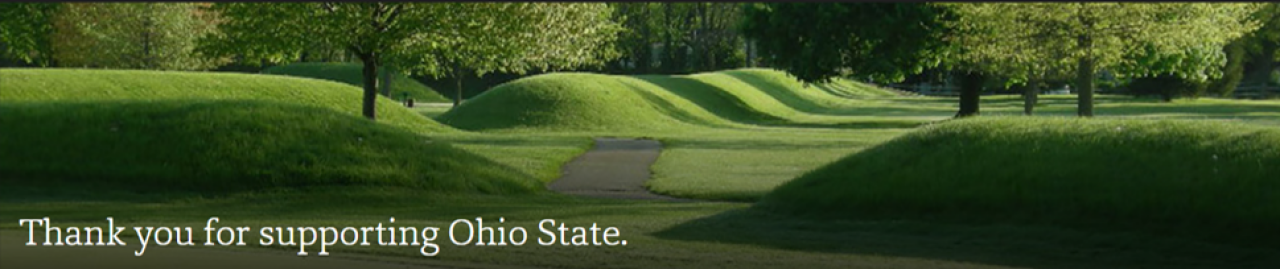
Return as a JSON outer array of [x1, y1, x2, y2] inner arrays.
[[740, 3, 953, 83], [391, 3, 620, 78], [1209, 40, 1248, 96], [261, 62, 449, 103], [760, 117, 1280, 243], [0, 2, 58, 65], [0, 68, 454, 133], [201, 2, 621, 116], [51, 3, 221, 70], [0, 101, 539, 194], [609, 3, 744, 74], [952, 3, 1258, 81], [947, 3, 1261, 116]]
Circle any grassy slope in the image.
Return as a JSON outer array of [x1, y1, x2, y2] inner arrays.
[[436, 68, 1280, 203], [0, 69, 545, 194], [0, 101, 539, 194], [1, 68, 454, 133], [438, 72, 738, 132], [759, 117, 1280, 244], [439, 68, 922, 132], [3, 68, 1280, 268], [262, 62, 451, 103]]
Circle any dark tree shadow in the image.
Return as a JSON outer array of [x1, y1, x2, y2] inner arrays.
[[654, 208, 1280, 269]]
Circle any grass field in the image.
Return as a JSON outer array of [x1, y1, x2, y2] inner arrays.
[[261, 62, 451, 103], [3, 67, 1280, 268]]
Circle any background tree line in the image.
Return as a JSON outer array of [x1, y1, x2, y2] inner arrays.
[[4, 2, 1279, 109]]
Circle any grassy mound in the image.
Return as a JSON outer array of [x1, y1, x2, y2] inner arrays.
[[666, 69, 927, 127], [0, 68, 453, 133], [440, 69, 925, 131], [438, 72, 734, 132], [759, 117, 1280, 242], [262, 62, 450, 103], [0, 100, 539, 194]]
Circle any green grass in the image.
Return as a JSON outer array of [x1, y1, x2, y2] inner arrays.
[[0, 69, 541, 195], [6, 67, 1280, 268], [0, 68, 454, 133], [262, 62, 451, 103], [646, 128, 907, 201], [438, 72, 736, 132], [758, 117, 1280, 245], [439, 69, 933, 132], [438, 69, 1280, 203], [0, 100, 539, 195]]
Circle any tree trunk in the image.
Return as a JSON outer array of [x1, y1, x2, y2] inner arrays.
[[358, 53, 379, 120], [1023, 78, 1040, 115], [956, 71, 982, 118], [452, 65, 464, 107], [141, 4, 154, 69], [1076, 57, 1095, 117]]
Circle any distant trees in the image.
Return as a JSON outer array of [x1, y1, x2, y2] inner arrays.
[[947, 3, 1260, 116], [0, 3, 58, 66], [610, 3, 744, 74], [1, 3, 219, 70], [1242, 3, 1280, 86], [51, 3, 220, 70], [395, 3, 620, 106], [740, 3, 959, 116], [741, 3, 952, 85]]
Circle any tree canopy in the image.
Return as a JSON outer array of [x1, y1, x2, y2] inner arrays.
[[51, 3, 220, 70], [947, 3, 1261, 116], [200, 2, 620, 119], [0, 3, 59, 66], [740, 3, 953, 84]]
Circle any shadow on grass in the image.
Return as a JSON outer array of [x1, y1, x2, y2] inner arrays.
[[0, 100, 542, 201], [655, 208, 1280, 269], [631, 75, 787, 125]]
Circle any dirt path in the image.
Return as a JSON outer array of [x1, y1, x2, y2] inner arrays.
[[548, 138, 685, 201]]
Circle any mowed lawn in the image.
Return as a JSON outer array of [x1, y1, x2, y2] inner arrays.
[[3, 68, 1280, 268]]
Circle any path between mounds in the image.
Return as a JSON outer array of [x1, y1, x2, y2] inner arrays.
[[548, 138, 687, 201]]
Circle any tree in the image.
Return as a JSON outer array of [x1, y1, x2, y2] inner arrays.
[[1208, 39, 1247, 96], [608, 3, 742, 75], [201, 3, 432, 120], [0, 3, 59, 66], [1241, 3, 1280, 86], [948, 3, 1260, 117], [945, 3, 1073, 116], [395, 3, 620, 106], [51, 3, 220, 70], [740, 3, 953, 95], [202, 3, 619, 117]]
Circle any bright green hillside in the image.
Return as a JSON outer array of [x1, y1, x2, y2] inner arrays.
[[0, 69, 547, 195], [262, 62, 451, 103], [0, 68, 454, 133]]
